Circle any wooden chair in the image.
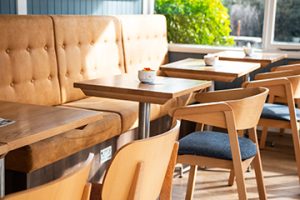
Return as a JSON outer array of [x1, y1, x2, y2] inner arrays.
[[171, 87, 268, 200], [245, 73, 300, 183], [90, 121, 180, 200], [271, 63, 300, 72], [4, 153, 94, 200]]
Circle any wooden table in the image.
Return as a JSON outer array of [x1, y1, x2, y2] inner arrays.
[[217, 50, 287, 67], [74, 74, 211, 139], [0, 101, 102, 197], [160, 58, 260, 90]]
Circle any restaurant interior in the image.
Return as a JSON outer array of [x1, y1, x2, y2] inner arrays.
[[0, 0, 300, 199]]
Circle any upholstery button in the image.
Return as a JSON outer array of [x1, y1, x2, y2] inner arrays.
[[65, 72, 69, 77], [116, 39, 119, 43], [44, 45, 48, 50], [6, 49, 10, 54], [118, 63, 122, 67], [48, 75, 52, 80], [78, 42, 81, 46], [10, 82, 14, 87], [26, 47, 31, 52], [80, 69, 84, 74], [90, 41, 94, 45], [31, 79, 34, 83], [62, 44, 65, 49]]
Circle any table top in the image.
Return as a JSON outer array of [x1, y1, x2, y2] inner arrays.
[[160, 58, 260, 82], [74, 74, 211, 104], [0, 101, 102, 154], [217, 50, 287, 66]]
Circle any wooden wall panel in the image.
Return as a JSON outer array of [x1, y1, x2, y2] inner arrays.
[[0, 0, 16, 14], [27, 0, 142, 15]]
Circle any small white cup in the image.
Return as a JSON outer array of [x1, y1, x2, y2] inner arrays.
[[138, 69, 156, 84], [204, 54, 219, 66], [243, 47, 253, 56]]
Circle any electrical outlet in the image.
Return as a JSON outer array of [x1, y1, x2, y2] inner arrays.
[[100, 146, 112, 164]]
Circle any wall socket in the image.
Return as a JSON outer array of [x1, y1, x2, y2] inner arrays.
[[100, 146, 112, 164]]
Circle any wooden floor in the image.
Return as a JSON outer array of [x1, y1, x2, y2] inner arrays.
[[172, 131, 300, 200]]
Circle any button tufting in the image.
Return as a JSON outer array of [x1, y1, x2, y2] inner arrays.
[[26, 47, 31, 52], [31, 79, 34, 83], [44, 45, 48, 50], [90, 41, 94, 45], [48, 75, 52, 80], [10, 82, 14, 87], [65, 72, 69, 77], [62, 44, 65, 49], [6, 49, 10, 54]]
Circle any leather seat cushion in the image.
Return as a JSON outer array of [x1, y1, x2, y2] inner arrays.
[[63, 95, 191, 132], [178, 131, 257, 161], [262, 103, 300, 121], [5, 110, 121, 173]]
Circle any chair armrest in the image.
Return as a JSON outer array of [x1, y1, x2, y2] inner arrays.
[[170, 102, 232, 128]]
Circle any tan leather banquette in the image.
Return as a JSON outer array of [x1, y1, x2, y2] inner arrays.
[[0, 14, 185, 175]]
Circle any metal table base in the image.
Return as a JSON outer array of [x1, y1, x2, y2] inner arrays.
[[138, 102, 151, 139]]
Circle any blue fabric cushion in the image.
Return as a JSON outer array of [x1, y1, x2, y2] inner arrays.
[[178, 131, 257, 161], [261, 103, 300, 121]]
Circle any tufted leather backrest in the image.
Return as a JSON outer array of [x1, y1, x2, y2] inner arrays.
[[52, 15, 125, 103], [117, 15, 168, 74], [0, 15, 61, 105]]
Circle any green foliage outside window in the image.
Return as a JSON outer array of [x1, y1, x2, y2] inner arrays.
[[155, 0, 235, 46]]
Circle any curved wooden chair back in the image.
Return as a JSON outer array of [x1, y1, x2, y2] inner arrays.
[[252, 73, 300, 103], [190, 87, 269, 130], [4, 153, 94, 200], [271, 63, 300, 72], [101, 121, 180, 200]]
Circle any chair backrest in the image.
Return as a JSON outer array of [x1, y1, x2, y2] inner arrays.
[[116, 15, 169, 74], [101, 121, 180, 200], [254, 71, 300, 101], [271, 63, 300, 72], [0, 15, 61, 106], [4, 154, 94, 200], [52, 15, 125, 103], [195, 87, 269, 130]]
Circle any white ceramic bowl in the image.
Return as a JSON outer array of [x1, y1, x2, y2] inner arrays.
[[204, 54, 219, 66], [138, 70, 156, 83], [243, 47, 253, 56]]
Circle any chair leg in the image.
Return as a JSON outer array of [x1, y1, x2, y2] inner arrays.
[[259, 127, 268, 149], [290, 125, 300, 182], [185, 165, 198, 200], [228, 169, 235, 186], [249, 127, 267, 200], [233, 162, 248, 200]]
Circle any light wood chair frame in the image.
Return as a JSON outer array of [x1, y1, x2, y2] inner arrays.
[[91, 121, 180, 200], [4, 153, 94, 200], [171, 87, 269, 200], [245, 73, 300, 183]]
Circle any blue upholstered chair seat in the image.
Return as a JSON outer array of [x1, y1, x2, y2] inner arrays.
[[178, 131, 257, 161], [262, 103, 300, 121]]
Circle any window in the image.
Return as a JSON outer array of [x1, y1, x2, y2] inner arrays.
[[154, 0, 265, 47], [223, 0, 265, 48], [274, 0, 300, 44]]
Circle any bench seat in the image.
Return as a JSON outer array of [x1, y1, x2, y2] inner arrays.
[[63, 95, 191, 132], [5, 110, 121, 173]]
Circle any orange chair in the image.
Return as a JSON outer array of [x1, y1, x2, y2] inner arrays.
[[245, 72, 300, 182], [91, 121, 180, 200], [4, 153, 94, 200], [172, 87, 268, 200]]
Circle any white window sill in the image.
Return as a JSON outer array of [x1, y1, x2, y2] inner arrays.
[[168, 43, 300, 59]]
